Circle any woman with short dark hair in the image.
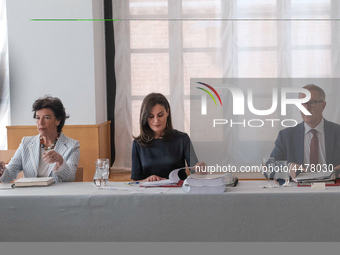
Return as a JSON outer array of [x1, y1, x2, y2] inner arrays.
[[0, 95, 80, 183], [131, 93, 204, 182], [32, 95, 69, 133]]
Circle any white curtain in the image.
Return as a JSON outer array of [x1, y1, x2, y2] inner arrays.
[[112, 0, 340, 171], [0, 0, 10, 150]]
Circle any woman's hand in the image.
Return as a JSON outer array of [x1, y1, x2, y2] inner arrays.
[[0, 161, 6, 176], [144, 175, 166, 182], [43, 150, 64, 169], [193, 161, 207, 174]]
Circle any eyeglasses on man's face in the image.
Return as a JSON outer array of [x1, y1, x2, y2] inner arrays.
[[302, 100, 324, 108]]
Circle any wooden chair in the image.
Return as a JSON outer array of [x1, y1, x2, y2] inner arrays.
[[0, 150, 21, 182], [74, 166, 83, 182], [0, 150, 16, 163], [109, 167, 132, 182]]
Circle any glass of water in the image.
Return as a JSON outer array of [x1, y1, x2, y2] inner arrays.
[[95, 158, 110, 189], [274, 160, 290, 187], [93, 167, 102, 188], [262, 157, 275, 188]]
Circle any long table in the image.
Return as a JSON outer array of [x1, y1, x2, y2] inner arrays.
[[0, 181, 340, 242]]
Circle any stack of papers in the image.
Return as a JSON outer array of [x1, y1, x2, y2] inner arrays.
[[293, 171, 336, 185], [139, 169, 238, 191], [185, 174, 228, 186], [182, 173, 235, 194]]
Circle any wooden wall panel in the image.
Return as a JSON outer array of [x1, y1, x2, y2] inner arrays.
[[99, 122, 111, 165], [7, 121, 111, 182], [0, 150, 16, 163]]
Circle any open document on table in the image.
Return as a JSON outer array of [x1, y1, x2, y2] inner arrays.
[[140, 168, 184, 187], [293, 170, 337, 186]]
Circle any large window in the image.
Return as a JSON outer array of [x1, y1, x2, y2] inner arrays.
[[112, 0, 340, 170]]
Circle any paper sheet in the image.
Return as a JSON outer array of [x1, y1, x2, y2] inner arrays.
[[140, 179, 177, 187], [0, 183, 14, 190], [130, 188, 170, 194]]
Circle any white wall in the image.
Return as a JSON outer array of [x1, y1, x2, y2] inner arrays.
[[6, 0, 106, 126]]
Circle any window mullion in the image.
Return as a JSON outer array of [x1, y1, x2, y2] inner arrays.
[[168, 0, 184, 131]]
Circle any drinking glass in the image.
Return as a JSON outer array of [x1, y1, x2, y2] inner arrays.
[[274, 160, 291, 187], [262, 157, 275, 188], [93, 168, 102, 188], [95, 158, 110, 189]]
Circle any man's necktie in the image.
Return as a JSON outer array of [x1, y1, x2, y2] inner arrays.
[[310, 129, 319, 165]]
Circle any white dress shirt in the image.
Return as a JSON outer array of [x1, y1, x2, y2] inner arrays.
[[38, 147, 53, 177]]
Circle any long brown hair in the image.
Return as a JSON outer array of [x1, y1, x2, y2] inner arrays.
[[134, 93, 174, 146]]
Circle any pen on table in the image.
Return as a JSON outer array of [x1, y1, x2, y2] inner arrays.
[[126, 181, 140, 185]]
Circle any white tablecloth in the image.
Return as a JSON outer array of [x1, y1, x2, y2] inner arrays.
[[0, 181, 339, 241]]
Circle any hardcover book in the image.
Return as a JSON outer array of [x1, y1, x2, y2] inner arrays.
[[14, 177, 54, 187]]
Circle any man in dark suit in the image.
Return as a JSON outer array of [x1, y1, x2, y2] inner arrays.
[[270, 84, 340, 178]]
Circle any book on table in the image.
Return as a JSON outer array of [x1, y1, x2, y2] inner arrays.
[[182, 173, 237, 194], [293, 170, 334, 181], [139, 168, 184, 187], [297, 179, 340, 187], [14, 177, 54, 187], [185, 173, 238, 187], [140, 168, 238, 191], [182, 180, 227, 194], [293, 171, 338, 186]]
